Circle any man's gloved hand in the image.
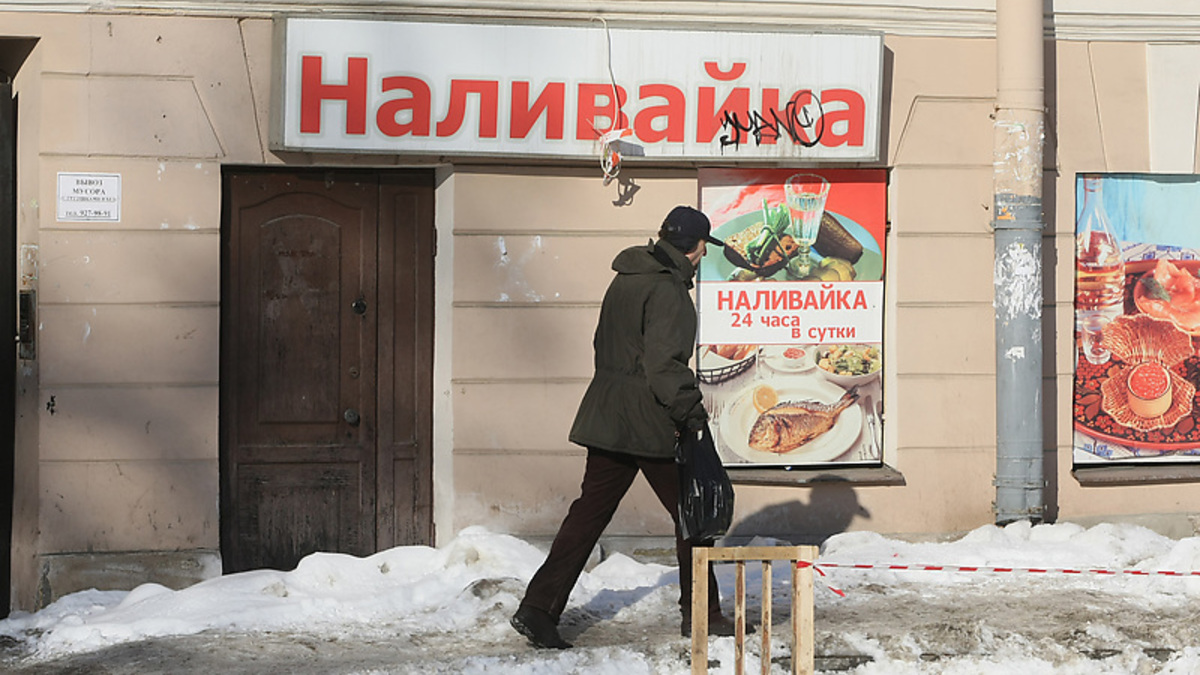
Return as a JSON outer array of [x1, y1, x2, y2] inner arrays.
[[684, 409, 707, 433], [676, 425, 701, 463]]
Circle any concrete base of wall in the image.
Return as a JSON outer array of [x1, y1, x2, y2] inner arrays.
[[37, 550, 221, 608], [523, 535, 678, 569], [1060, 513, 1200, 540], [532, 514, 1200, 573], [34, 515, 1190, 609]]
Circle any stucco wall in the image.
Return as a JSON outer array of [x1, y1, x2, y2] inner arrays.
[[449, 167, 699, 540], [6, 12, 277, 607], [1048, 41, 1200, 526]]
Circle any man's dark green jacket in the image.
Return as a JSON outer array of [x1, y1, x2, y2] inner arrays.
[[568, 239, 707, 458]]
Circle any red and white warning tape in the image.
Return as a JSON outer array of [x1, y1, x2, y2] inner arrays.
[[795, 560, 1200, 597], [800, 561, 1200, 577]]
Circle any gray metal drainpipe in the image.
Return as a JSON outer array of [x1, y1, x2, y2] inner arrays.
[[992, 0, 1046, 524]]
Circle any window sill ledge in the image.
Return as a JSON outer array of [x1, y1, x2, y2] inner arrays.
[[726, 464, 905, 487], [1073, 464, 1200, 486]]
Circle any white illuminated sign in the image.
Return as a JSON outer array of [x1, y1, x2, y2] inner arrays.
[[275, 18, 884, 162]]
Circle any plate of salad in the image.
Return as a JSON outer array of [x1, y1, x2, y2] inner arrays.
[[701, 204, 882, 282]]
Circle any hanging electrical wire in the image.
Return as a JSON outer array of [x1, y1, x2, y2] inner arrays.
[[591, 17, 629, 183]]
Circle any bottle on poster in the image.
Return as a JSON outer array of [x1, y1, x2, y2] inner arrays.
[[1075, 176, 1124, 364]]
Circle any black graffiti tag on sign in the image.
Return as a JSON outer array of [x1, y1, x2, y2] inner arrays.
[[719, 93, 826, 152]]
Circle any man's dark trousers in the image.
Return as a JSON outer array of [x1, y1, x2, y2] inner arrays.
[[520, 447, 721, 621]]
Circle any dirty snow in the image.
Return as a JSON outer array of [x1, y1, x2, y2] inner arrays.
[[3, 521, 1200, 673]]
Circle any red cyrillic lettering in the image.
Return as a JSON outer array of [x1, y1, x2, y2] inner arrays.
[[734, 291, 751, 311], [511, 81, 565, 140], [854, 290, 869, 309], [717, 290, 734, 310], [697, 86, 750, 143], [819, 89, 866, 148], [634, 84, 685, 143], [377, 76, 431, 137], [788, 90, 824, 146], [757, 88, 782, 145], [768, 315, 802, 328], [437, 80, 500, 138], [820, 287, 838, 309], [703, 61, 747, 81], [753, 289, 779, 310], [300, 56, 368, 135], [576, 84, 628, 140]]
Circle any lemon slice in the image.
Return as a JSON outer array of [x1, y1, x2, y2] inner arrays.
[[752, 385, 779, 413]]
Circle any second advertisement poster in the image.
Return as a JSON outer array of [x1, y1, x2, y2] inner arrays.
[[1072, 173, 1200, 464], [697, 168, 887, 468]]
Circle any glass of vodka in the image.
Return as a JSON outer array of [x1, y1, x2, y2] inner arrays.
[[785, 173, 830, 278]]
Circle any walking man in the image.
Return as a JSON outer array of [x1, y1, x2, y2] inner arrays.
[[511, 205, 743, 649]]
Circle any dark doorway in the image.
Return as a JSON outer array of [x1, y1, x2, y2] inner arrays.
[[220, 169, 434, 573], [0, 77, 15, 617]]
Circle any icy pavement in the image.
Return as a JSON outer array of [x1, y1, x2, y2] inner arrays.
[[3, 522, 1200, 674]]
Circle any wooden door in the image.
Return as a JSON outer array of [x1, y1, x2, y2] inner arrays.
[[221, 169, 433, 573]]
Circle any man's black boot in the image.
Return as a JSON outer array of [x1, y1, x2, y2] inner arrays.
[[511, 605, 573, 649]]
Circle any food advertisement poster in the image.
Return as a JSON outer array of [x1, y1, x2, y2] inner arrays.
[[1073, 173, 1200, 465], [697, 168, 887, 468]]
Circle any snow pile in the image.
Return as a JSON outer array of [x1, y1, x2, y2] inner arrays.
[[816, 521, 1200, 673], [823, 519, 1200, 595], [0, 527, 562, 656], [3, 521, 1200, 673]]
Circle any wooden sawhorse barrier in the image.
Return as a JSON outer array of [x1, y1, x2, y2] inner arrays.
[[691, 545, 818, 675]]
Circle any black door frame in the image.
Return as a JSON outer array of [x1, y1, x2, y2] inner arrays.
[[0, 77, 17, 617]]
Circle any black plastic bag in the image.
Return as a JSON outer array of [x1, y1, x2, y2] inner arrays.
[[676, 422, 735, 542]]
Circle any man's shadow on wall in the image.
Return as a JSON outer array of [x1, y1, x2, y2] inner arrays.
[[726, 480, 871, 547]]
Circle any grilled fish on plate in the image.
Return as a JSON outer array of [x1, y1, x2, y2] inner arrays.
[[748, 387, 859, 454]]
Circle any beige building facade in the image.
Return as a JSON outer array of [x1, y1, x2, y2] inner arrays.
[[2, 0, 1200, 612]]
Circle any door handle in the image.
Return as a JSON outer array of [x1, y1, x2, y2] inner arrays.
[[343, 408, 361, 426], [352, 298, 367, 315]]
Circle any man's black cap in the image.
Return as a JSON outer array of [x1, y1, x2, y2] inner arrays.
[[662, 205, 725, 250]]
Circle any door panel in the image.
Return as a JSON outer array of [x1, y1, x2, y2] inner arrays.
[[236, 461, 366, 569], [243, 193, 376, 442], [376, 175, 435, 549], [256, 209, 345, 424]]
